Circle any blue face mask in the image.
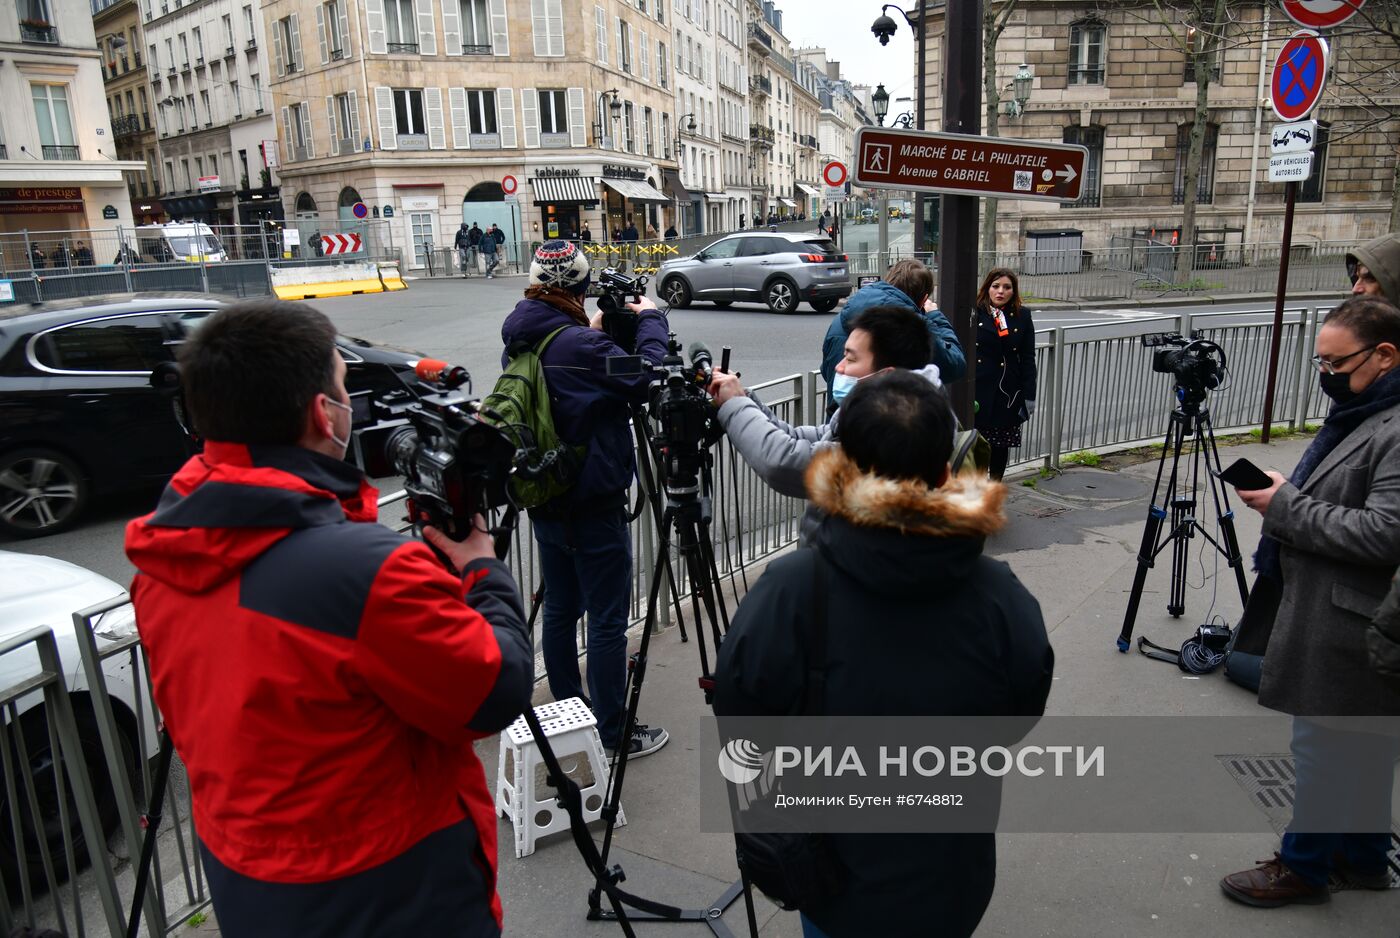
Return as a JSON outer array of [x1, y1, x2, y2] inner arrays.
[[831, 372, 859, 403]]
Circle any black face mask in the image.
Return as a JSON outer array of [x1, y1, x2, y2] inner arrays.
[[1319, 370, 1358, 405]]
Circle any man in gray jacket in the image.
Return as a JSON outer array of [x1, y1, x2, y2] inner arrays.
[[1346, 232, 1400, 301], [708, 306, 937, 540]]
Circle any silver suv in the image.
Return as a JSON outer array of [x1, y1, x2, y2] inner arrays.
[[657, 232, 852, 314]]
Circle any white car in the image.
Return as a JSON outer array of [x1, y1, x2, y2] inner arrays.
[[0, 551, 154, 881]]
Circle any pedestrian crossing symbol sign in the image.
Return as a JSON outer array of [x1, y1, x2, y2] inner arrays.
[[862, 143, 892, 177]]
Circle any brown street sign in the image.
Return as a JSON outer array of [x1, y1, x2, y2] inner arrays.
[[852, 127, 1089, 203]]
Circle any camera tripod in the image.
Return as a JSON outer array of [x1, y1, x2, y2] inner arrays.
[[1118, 392, 1250, 652]]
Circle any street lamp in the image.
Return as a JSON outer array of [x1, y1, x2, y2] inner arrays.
[[592, 89, 622, 148], [1001, 63, 1034, 117], [871, 83, 889, 126], [892, 112, 915, 128], [674, 112, 698, 164]]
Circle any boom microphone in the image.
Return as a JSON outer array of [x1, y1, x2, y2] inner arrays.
[[413, 358, 471, 390], [688, 342, 714, 383]]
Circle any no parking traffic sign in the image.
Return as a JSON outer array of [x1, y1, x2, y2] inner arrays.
[[1280, 0, 1367, 30], [1270, 31, 1329, 123]]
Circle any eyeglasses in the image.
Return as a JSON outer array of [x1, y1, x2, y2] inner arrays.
[[1311, 345, 1377, 375]]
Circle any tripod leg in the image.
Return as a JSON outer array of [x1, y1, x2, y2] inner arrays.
[[126, 729, 175, 938], [1119, 416, 1181, 651], [1201, 413, 1252, 606], [633, 413, 690, 641]]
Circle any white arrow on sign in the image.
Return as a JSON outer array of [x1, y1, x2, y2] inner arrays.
[[1055, 164, 1078, 184], [321, 232, 363, 255]]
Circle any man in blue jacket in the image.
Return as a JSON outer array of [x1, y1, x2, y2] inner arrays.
[[500, 240, 671, 757], [820, 258, 965, 392]]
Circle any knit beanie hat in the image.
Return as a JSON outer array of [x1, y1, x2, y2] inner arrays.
[[529, 239, 591, 293]]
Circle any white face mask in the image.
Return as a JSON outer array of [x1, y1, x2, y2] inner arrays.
[[324, 397, 353, 453], [831, 371, 860, 403]]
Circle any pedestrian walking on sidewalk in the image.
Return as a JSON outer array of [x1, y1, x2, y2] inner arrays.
[[480, 223, 499, 278], [454, 223, 474, 277], [973, 267, 1037, 481], [1221, 294, 1400, 910], [714, 371, 1052, 938]]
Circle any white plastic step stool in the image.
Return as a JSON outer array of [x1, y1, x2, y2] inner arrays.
[[495, 697, 624, 858]]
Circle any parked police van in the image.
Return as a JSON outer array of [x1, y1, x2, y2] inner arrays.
[[135, 222, 228, 263]]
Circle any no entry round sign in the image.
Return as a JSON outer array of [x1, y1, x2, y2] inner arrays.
[[1281, 0, 1367, 30], [501, 174, 518, 196], [1271, 31, 1329, 123], [822, 161, 847, 188]]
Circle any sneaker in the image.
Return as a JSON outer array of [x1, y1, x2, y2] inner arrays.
[[1220, 853, 1330, 908], [607, 723, 669, 760]]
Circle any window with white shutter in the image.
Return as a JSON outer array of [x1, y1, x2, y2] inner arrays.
[[374, 85, 397, 148], [272, 19, 286, 76], [288, 14, 303, 72], [568, 87, 585, 147], [299, 102, 314, 159], [336, 2, 350, 58], [367, 0, 388, 54], [326, 96, 338, 151], [497, 87, 517, 147], [281, 106, 295, 159], [658, 41, 667, 88], [442, 0, 461, 55], [521, 87, 539, 148], [347, 89, 361, 148], [616, 17, 628, 73], [489, 0, 509, 55], [417, 0, 437, 56], [595, 5, 607, 64], [640, 33, 649, 82], [316, 5, 329, 64], [449, 87, 470, 147], [425, 87, 445, 148], [546, 0, 563, 55]]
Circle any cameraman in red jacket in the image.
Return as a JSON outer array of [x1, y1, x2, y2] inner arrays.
[[126, 300, 533, 938]]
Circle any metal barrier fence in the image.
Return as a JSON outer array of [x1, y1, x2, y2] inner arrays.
[[0, 222, 401, 303]]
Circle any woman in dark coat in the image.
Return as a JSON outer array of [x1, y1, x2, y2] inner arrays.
[[973, 267, 1037, 481]]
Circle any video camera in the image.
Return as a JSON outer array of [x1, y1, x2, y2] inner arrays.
[[1141, 331, 1227, 407], [353, 361, 521, 541], [587, 268, 649, 353], [608, 336, 727, 498]]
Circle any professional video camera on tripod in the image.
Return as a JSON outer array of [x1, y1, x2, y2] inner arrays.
[[1118, 331, 1251, 672]]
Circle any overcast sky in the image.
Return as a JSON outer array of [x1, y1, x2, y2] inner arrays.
[[781, 1, 917, 106]]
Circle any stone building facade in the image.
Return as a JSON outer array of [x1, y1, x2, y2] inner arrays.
[[141, 0, 283, 227], [716, 0, 749, 228], [673, 0, 719, 234], [921, 0, 1397, 253], [264, 0, 681, 266], [0, 0, 143, 238], [93, 0, 161, 222]]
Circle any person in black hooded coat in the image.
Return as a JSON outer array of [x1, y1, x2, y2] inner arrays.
[[713, 371, 1053, 938]]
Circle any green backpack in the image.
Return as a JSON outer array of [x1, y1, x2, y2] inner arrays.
[[480, 325, 587, 509]]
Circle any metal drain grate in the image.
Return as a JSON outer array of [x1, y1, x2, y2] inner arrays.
[[1218, 753, 1400, 889]]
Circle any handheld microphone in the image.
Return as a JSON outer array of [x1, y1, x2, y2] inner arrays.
[[688, 341, 714, 382], [413, 358, 471, 390]]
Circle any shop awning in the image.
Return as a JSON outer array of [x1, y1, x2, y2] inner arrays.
[[702, 192, 728, 201], [662, 169, 692, 201], [530, 175, 599, 204], [796, 183, 823, 198], [601, 178, 670, 203], [778, 198, 797, 209]]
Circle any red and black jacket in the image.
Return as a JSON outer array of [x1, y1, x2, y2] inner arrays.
[[125, 442, 533, 937]]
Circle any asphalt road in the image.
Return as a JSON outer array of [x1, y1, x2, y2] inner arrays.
[[0, 276, 1343, 586]]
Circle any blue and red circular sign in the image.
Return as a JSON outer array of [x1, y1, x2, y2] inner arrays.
[[1281, 0, 1367, 31], [1271, 30, 1329, 123], [351, 201, 368, 219]]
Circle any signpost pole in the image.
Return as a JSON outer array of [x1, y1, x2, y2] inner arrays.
[[939, 0, 982, 426], [1261, 180, 1298, 444], [878, 191, 889, 273]]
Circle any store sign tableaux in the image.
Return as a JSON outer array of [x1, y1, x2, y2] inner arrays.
[[537, 167, 582, 177]]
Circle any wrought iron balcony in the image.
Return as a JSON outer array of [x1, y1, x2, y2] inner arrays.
[[43, 145, 80, 160], [747, 23, 771, 54], [750, 124, 775, 146], [751, 75, 771, 96], [387, 42, 419, 54], [20, 22, 57, 44], [112, 114, 145, 139], [461, 44, 490, 55]]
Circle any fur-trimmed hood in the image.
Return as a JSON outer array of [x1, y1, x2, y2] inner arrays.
[[804, 448, 1006, 595], [805, 448, 1006, 538]]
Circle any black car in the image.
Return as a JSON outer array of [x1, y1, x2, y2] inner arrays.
[[0, 294, 425, 539]]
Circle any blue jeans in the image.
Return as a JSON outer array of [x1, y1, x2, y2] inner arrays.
[[532, 509, 632, 749], [1281, 717, 1400, 885], [800, 914, 831, 938]]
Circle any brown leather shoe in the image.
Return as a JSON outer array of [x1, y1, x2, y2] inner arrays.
[[1220, 853, 1330, 908]]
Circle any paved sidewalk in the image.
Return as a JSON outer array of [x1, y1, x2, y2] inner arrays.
[[177, 432, 1398, 937]]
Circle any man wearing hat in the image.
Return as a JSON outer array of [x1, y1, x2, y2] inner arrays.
[[499, 242, 673, 758]]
